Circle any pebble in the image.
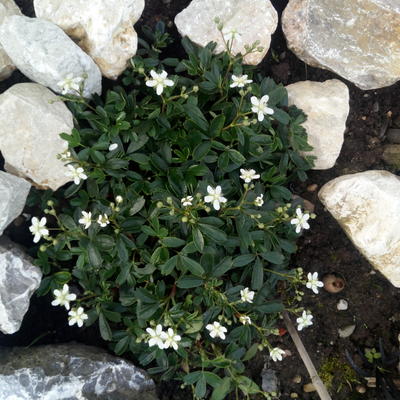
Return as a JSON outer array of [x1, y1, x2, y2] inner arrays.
[[356, 385, 367, 393], [290, 393, 299, 399], [307, 183, 318, 192], [292, 375, 302, 384], [387, 128, 400, 144], [303, 383, 316, 393], [337, 299, 348, 311], [338, 324, 356, 338], [261, 368, 279, 394], [382, 144, 400, 166]]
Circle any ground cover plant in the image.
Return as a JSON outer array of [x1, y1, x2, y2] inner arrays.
[[30, 22, 319, 399]]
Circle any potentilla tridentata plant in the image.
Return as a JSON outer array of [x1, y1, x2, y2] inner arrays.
[[31, 22, 317, 399]]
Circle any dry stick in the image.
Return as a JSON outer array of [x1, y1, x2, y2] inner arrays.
[[282, 311, 332, 400]]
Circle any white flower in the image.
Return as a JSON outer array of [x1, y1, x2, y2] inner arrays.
[[146, 70, 174, 96], [230, 74, 253, 88], [254, 194, 264, 207], [66, 165, 88, 185], [109, 143, 118, 151], [29, 217, 49, 243], [51, 283, 77, 310], [78, 211, 92, 229], [115, 195, 123, 204], [239, 315, 252, 325], [68, 307, 88, 328], [181, 196, 193, 207], [250, 95, 274, 122], [240, 287, 255, 303], [97, 214, 110, 228], [240, 168, 260, 183], [296, 311, 313, 331], [204, 185, 227, 211], [306, 272, 324, 294], [206, 321, 227, 340], [146, 324, 165, 349], [290, 208, 310, 234], [57, 73, 83, 95], [270, 347, 286, 362], [160, 328, 181, 350], [222, 27, 240, 42]]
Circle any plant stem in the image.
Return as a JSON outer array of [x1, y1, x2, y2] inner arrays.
[[282, 311, 332, 400]]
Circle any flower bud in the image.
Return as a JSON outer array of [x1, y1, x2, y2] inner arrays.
[[138, 67, 145, 74], [169, 210, 175, 216], [47, 200, 54, 207], [166, 197, 173, 204], [205, 207, 211, 213], [258, 223, 265, 229], [181, 216, 188, 223], [116, 195, 123, 204], [39, 245, 47, 252], [192, 85, 199, 93], [156, 201, 163, 208]]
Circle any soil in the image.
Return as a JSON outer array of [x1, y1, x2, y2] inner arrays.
[[2, 1, 400, 399]]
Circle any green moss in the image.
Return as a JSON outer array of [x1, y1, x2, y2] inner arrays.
[[319, 356, 359, 392]]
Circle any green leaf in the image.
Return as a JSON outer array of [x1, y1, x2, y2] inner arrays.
[[228, 149, 246, 165], [160, 255, 178, 275], [58, 214, 77, 230], [195, 376, 207, 398], [87, 242, 102, 267], [238, 376, 260, 395], [203, 372, 222, 388], [183, 371, 202, 385], [114, 335, 130, 355], [233, 254, 255, 267], [211, 257, 233, 277], [260, 251, 284, 265], [160, 237, 186, 248], [210, 377, 231, 400], [243, 343, 259, 361], [209, 115, 225, 137], [180, 256, 204, 276], [96, 234, 115, 251], [183, 103, 209, 132], [192, 228, 204, 252], [199, 224, 227, 243], [129, 197, 146, 215], [99, 313, 112, 341], [193, 142, 212, 161], [256, 301, 284, 313], [176, 275, 204, 289], [251, 258, 263, 290]]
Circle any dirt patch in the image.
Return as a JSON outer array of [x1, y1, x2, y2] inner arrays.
[[2, 1, 400, 399]]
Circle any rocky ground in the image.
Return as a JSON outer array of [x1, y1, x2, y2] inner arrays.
[[1, 0, 400, 399]]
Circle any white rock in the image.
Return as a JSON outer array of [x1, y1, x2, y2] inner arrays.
[[338, 324, 356, 338], [337, 299, 348, 311], [0, 0, 21, 81], [0, 83, 74, 190], [34, 0, 145, 80], [0, 237, 42, 334], [0, 15, 102, 97], [0, 171, 31, 235], [319, 170, 400, 287], [175, 0, 278, 65], [286, 80, 349, 170], [282, 0, 400, 90]]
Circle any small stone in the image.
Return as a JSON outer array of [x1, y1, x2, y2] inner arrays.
[[34, 0, 145, 80], [356, 385, 367, 394], [175, 0, 278, 65], [337, 299, 348, 311], [292, 375, 302, 384], [0, 83, 74, 190], [261, 367, 279, 394], [286, 79, 349, 170], [0, 15, 101, 97], [0, 344, 158, 399], [366, 377, 376, 388], [0, 171, 31, 235], [303, 383, 316, 393], [319, 170, 400, 287], [382, 145, 400, 167], [282, 0, 400, 90], [387, 129, 400, 144], [290, 393, 299, 399], [0, 237, 42, 334], [338, 324, 356, 338], [307, 183, 318, 192], [0, 0, 21, 81]]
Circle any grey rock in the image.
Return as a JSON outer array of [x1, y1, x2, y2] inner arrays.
[[261, 366, 279, 393], [382, 144, 400, 167], [386, 129, 400, 144], [0, 15, 101, 97], [0, 83, 74, 190], [338, 324, 356, 338], [0, 0, 21, 81], [175, 0, 278, 65], [0, 171, 30, 235], [0, 237, 42, 334], [0, 343, 158, 400], [282, 0, 400, 90]]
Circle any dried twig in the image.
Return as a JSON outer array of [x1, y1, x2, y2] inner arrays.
[[282, 311, 332, 400]]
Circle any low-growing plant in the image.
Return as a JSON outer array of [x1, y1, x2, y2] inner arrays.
[[32, 22, 316, 399]]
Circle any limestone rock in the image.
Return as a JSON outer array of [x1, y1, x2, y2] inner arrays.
[[0, 0, 21, 80], [0, 171, 31, 235], [0, 15, 102, 97], [282, 0, 400, 90], [0, 83, 74, 190], [319, 170, 400, 287], [0, 343, 158, 399], [286, 79, 349, 169], [0, 237, 42, 334], [34, 0, 145, 80], [175, 0, 278, 65]]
